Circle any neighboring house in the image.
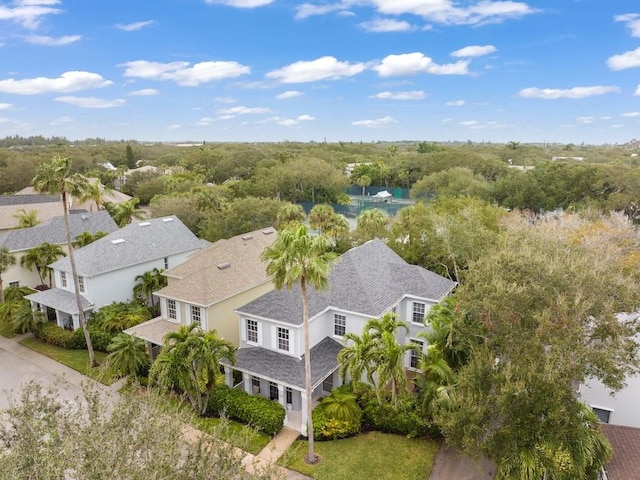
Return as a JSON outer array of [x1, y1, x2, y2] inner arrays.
[[601, 424, 640, 479], [26, 216, 205, 330], [581, 371, 640, 428], [223, 239, 456, 433], [124, 227, 277, 354], [0, 211, 118, 288]]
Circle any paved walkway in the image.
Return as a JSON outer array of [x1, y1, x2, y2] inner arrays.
[[429, 442, 495, 480]]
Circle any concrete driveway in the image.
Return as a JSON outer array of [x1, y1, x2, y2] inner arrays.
[[429, 443, 495, 480]]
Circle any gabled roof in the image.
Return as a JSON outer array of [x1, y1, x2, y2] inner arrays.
[[602, 424, 640, 479], [50, 216, 203, 277], [0, 202, 70, 231], [237, 239, 456, 326], [26, 287, 92, 315], [0, 211, 118, 252], [156, 227, 276, 306], [0, 193, 59, 206]]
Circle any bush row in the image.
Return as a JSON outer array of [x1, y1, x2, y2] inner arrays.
[[207, 385, 285, 436], [35, 322, 116, 352]]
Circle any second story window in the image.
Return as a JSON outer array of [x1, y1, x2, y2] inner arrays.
[[167, 299, 177, 320], [246, 319, 258, 343], [164, 257, 169, 269], [60, 272, 67, 288], [334, 314, 346, 337], [78, 276, 85, 293], [412, 302, 426, 324], [191, 306, 202, 327], [410, 339, 424, 369], [277, 327, 289, 352]]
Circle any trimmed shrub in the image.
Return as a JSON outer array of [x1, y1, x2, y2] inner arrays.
[[35, 322, 116, 352], [207, 385, 285, 436], [312, 405, 361, 441], [361, 395, 439, 438], [35, 322, 74, 348]]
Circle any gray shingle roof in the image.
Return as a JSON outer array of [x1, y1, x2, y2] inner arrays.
[[50, 216, 203, 277], [237, 239, 457, 325], [26, 287, 92, 315], [0, 211, 118, 251], [223, 337, 343, 390], [0, 194, 59, 206]]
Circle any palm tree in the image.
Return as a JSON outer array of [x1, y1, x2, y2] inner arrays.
[[356, 175, 371, 204], [79, 180, 108, 211], [150, 323, 235, 416], [32, 156, 97, 367], [261, 224, 337, 464], [112, 198, 146, 227], [12, 208, 40, 229], [415, 344, 456, 417], [20, 243, 66, 288], [10, 303, 45, 334], [72, 231, 108, 249], [275, 203, 306, 231], [0, 247, 16, 303], [133, 268, 166, 308], [338, 330, 376, 387], [308, 204, 334, 234], [368, 330, 415, 406], [107, 333, 149, 379], [319, 390, 360, 422]]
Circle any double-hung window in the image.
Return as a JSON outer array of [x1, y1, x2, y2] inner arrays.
[[269, 382, 279, 401], [412, 302, 426, 324], [334, 314, 346, 337], [277, 327, 289, 352], [167, 299, 177, 320], [246, 319, 258, 343], [78, 276, 85, 293], [60, 272, 67, 288], [191, 306, 202, 327], [410, 339, 424, 369]]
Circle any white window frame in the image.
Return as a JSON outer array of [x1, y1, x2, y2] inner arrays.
[[334, 313, 346, 337], [60, 271, 67, 288], [591, 406, 613, 424], [409, 338, 424, 369], [277, 327, 290, 352], [8, 281, 19, 288], [412, 302, 426, 324], [167, 299, 177, 320], [246, 319, 259, 344], [190, 305, 202, 328], [269, 382, 279, 401], [78, 276, 85, 293], [252, 376, 261, 395]]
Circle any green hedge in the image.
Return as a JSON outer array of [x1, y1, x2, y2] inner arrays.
[[35, 323, 116, 353], [207, 385, 285, 436], [360, 394, 438, 438], [312, 406, 361, 441]]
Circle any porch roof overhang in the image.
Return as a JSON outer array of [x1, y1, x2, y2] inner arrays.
[[26, 288, 92, 315], [223, 337, 343, 391], [124, 317, 180, 345]]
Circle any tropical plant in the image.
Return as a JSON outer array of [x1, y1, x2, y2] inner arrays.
[[275, 203, 306, 230], [9, 303, 45, 334], [20, 242, 65, 287], [150, 323, 235, 416], [72, 230, 108, 249], [338, 330, 376, 387], [414, 344, 455, 417], [0, 247, 16, 303], [79, 180, 110, 211], [107, 333, 149, 379], [320, 389, 360, 422], [133, 268, 166, 308], [12, 208, 40, 229], [308, 204, 334, 234], [261, 223, 337, 464], [92, 302, 152, 333], [32, 156, 97, 367], [110, 198, 146, 227]]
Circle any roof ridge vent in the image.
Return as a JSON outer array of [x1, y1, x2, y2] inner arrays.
[[242, 235, 253, 241], [217, 262, 231, 270], [162, 217, 174, 223], [139, 221, 151, 227], [111, 238, 125, 245]]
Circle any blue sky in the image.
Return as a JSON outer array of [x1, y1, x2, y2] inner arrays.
[[1, 0, 640, 144]]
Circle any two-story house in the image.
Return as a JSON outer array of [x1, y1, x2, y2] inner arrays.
[[222, 239, 456, 434], [0, 211, 118, 289], [26, 216, 205, 330], [124, 227, 277, 354]]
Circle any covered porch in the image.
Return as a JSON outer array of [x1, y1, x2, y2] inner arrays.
[[26, 288, 93, 330], [124, 316, 180, 358]]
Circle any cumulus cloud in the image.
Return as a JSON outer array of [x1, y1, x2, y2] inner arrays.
[[205, 0, 274, 7], [216, 105, 271, 116], [576, 116, 594, 124], [261, 114, 315, 126], [607, 47, 640, 71], [0, 0, 62, 29], [370, 90, 425, 100], [168, 124, 182, 129], [0, 71, 112, 95], [518, 86, 621, 99], [25, 34, 81, 46], [615, 13, 640, 37], [351, 115, 397, 127], [120, 60, 250, 86], [55, 96, 125, 108], [266, 56, 366, 83], [196, 117, 214, 126], [374, 52, 469, 76], [446, 100, 465, 106], [621, 112, 640, 117], [0, 103, 11, 110], [359, 18, 413, 32], [295, 3, 349, 19], [276, 90, 304, 99], [115, 20, 155, 31], [128, 88, 159, 96], [451, 45, 497, 57], [458, 119, 506, 129], [214, 96, 236, 103]]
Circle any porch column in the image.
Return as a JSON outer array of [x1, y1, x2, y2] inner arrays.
[[277, 384, 286, 408], [300, 391, 308, 437], [242, 373, 252, 394], [224, 366, 234, 388]]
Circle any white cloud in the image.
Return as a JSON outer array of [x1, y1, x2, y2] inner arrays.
[[351, 115, 397, 127], [607, 47, 640, 71], [518, 86, 621, 99], [359, 18, 413, 32], [120, 60, 250, 86], [263, 114, 316, 126], [635, 85, 640, 96], [266, 56, 366, 83], [458, 119, 506, 129], [205, 0, 274, 7], [612, 124, 624, 128], [276, 90, 304, 99], [295, 3, 348, 19], [446, 100, 465, 106], [115, 20, 155, 31], [297, 114, 314, 121], [451, 44, 497, 57], [621, 112, 640, 117], [0, 103, 11, 110], [168, 124, 182, 130], [615, 13, 640, 38], [50, 115, 71, 125], [196, 117, 214, 126], [25, 34, 81, 46], [370, 90, 425, 100], [54, 96, 125, 108], [0, 71, 112, 95], [128, 88, 159, 96], [214, 96, 236, 103], [216, 105, 271, 116], [374, 52, 469, 76], [0, 1, 61, 29], [576, 116, 594, 124]]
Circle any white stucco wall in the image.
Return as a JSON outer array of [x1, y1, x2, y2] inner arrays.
[[580, 375, 640, 428]]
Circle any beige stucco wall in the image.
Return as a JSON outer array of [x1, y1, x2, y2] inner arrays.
[[3, 244, 72, 289]]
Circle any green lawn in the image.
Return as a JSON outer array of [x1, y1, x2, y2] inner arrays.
[[280, 431, 440, 480], [0, 322, 16, 338], [19, 337, 115, 385]]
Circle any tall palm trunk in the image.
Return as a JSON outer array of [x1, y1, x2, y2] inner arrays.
[[62, 191, 96, 367], [301, 277, 315, 464]]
